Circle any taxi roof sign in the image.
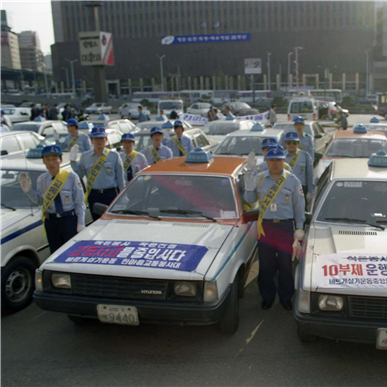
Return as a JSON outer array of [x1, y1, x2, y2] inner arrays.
[[186, 147, 214, 163], [369, 150, 387, 167], [251, 123, 265, 132], [161, 120, 173, 129], [27, 147, 44, 158], [353, 124, 367, 134], [370, 117, 380, 123]]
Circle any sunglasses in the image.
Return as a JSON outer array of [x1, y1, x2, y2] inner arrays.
[[286, 141, 299, 145]]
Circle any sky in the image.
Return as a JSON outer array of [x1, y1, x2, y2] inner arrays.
[[2, 0, 54, 55]]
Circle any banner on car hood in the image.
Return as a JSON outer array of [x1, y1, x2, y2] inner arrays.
[[55, 240, 208, 272], [234, 111, 269, 123]]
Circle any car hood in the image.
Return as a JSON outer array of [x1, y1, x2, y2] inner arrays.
[[41, 219, 234, 280], [305, 223, 387, 295], [1, 208, 40, 234]]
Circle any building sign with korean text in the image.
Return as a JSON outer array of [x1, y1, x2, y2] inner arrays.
[[55, 240, 208, 272], [161, 33, 250, 45], [316, 254, 387, 289], [244, 58, 262, 74], [79, 31, 114, 66]]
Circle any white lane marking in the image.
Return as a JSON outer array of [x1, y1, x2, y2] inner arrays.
[[30, 311, 46, 321], [246, 319, 264, 345]]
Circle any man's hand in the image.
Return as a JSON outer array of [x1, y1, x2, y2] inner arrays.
[[77, 224, 86, 233], [69, 144, 79, 162], [294, 229, 305, 241], [244, 171, 256, 192], [19, 173, 32, 193], [246, 151, 256, 170]]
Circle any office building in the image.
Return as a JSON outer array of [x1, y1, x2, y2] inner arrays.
[[1, 10, 21, 70]]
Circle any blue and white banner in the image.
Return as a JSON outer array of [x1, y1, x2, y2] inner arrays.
[[161, 33, 251, 45], [234, 111, 269, 123], [178, 113, 209, 126], [55, 240, 208, 272]]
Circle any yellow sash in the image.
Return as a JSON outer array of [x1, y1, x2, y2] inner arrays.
[[257, 170, 291, 239], [149, 146, 162, 163], [68, 134, 83, 150], [84, 149, 111, 204], [288, 149, 300, 170], [123, 151, 138, 172], [173, 135, 188, 156]]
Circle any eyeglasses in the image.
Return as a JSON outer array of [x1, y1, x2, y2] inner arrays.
[[286, 141, 299, 145]]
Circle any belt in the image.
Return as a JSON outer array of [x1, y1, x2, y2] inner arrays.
[[91, 187, 118, 194], [44, 210, 75, 219], [262, 218, 293, 223]]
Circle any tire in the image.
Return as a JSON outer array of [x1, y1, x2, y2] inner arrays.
[[68, 315, 92, 325], [297, 325, 317, 342], [1, 257, 37, 313], [219, 277, 239, 334]]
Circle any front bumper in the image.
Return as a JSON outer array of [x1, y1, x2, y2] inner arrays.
[[33, 285, 231, 325]]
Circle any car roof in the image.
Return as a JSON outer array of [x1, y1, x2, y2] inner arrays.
[[12, 120, 65, 125], [0, 131, 36, 137], [331, 130, 386, 140], [1, 153, 72, 171], [225, 128, 282, 138], [330, 159, 387, 181], [139, 155, 246, 177]]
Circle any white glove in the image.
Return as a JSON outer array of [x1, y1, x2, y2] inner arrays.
[[69, 144, 79, 161], [294, 229, 305, 241], [246, 151, 256, 170], [292, 239, 302, 261], [244, 171, 256, 192], [306, 192, 314, 203], [53, 131, 60, 141], [19, 172, 32, 193], [77, 224, 86, 233]]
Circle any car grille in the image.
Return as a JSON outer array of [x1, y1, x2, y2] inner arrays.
[[71, 273, 169, 301], [348, 296, 387, 320]]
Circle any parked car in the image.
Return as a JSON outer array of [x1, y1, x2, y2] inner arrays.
[[157, 100, 184, 116], [118, 103, 151, 120], [187, 103, 212, 117], [221, 102, 259, 117], [85, 103, 112, 115], [19, 102, 41, 109], [287, 97, 318, 121], [202, 120, 256, 143], [10, 120, 68, 137], [1, 107, 31, 123], [0, 131, 44, 157]]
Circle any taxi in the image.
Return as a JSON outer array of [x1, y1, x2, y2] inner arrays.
[[201, 119, 256, 143], [355, 117, 387, 137], [34, 149, 258, 334], [1, 151, 91, 313], [315, 125, 387, 181], [295, 153, 387, 348]]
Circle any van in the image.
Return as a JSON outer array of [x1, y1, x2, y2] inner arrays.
[[287, 97, 318, 121], [157, 99, 184, 117]]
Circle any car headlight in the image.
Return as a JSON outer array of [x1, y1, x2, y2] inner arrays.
[[173, 281, 197, 297], [318, 294, 344, 311], [297, 287, 311, 314], [51, 273, 71, 289], [203, 281, 218, 303], [35, 269, 43, 292]]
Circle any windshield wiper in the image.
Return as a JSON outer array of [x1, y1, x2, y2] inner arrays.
[[324, 217, 385, 230], [160, 209, 216, 222], [1, 203, 16, 211], [111, 209, 160, 220]]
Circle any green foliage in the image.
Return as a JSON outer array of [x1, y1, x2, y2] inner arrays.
[[342, 96, 355, 107]]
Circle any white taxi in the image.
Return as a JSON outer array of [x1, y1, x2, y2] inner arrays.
[[34, 149, 258, 333], [295, 153, 387, 348]]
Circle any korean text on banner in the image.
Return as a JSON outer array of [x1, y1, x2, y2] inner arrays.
[[234, 111, 269, 124], [178, 113, 209, 126]]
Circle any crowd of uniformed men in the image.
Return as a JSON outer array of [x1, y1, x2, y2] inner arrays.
[[18, 106, 316, 311]]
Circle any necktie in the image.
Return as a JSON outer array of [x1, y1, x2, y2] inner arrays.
[[52, 176, 64, 214], [127, 166, 133, 182], [179, 138, 183, 156]]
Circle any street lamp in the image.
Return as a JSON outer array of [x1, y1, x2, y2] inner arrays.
[[287, 52, 293, 90], [61, 67, 69, 92], [156, 55, 165, 92], [65, 59, 78, 98], [295, 46, 303, 90], [43, 63, 49, 96], [267, 51, 271, 91], [365, 51, 369, 97]]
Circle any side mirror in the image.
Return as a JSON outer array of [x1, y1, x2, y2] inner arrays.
[[242, 209, 259, 223], [314, 133, 322, 139], [315, 152, 322, 163], [1, 150, 8, 156], [305, 212, 313, 225], [93, 202, 108, 216]]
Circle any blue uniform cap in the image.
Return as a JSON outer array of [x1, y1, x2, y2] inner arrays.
[[370, 117, 380, 123], [285, 131, 300, 142], [77, 104, 82, 108], [97, 114, 109, 120], [265, 146, 286, 159], [174, 120, 183, 128], [1, 110, 5, 114], [251, 123, 265, 132], [261, 137, 278, 148], [42, 145, 62, 156], [90, 126, 108, 138], [266, 105, 271, 110], [121, 133, 135, 142], [172, 105, 177, 108], [65, 118, 78, 126], [294, 116, 305, 124], [267, 144, 284, 152], [353, 124, 367, 134], [161, 121, 173, 129], [150, 126, 163, 136]]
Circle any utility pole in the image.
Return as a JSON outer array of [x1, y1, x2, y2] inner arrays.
[[267, 51, 271, 91], [157, 55, 165, 92], [65, 59, 78, 98], [62, 67, 69, 92], [295, 46, 303, 91], [365, 51, 369, 96], [288, 52, 293, 91]]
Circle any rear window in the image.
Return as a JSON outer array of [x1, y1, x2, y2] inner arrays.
[[11, 123, 41, 133], [202, 122, 239, 135], [290, 101, 314, 113], [159, 102, 183, 110]]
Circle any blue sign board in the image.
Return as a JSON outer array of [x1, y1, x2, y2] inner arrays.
[[55, 240, 208, 272], [161, 33, 251, 45]]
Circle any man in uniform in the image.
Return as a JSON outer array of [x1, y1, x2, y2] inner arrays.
[[169, 106, 178, 119], [141, 126, 173, 164], [70, 126, 125, 221], [284, 131, 314, 204], [168, 120, 194, 157], [61, 104, 72, 122], [138, 106, 149, 122], [19, 145, 86, 253], [120, 133, 149, 184], [245, 146, 305, 311], [54, 118, 91, 153]]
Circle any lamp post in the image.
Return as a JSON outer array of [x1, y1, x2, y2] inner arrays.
[[43, 64, 49, 96], [61, 67, 69, 92], [295, 46, 303, 91], [65, 59, 78, 98], [267, 51, 271, 91], [156, 55, 165, 92], [287, 52, 293, 90], [365, 51, 369, 97]]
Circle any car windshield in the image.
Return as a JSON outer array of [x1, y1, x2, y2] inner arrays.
[[39, 134, 68, 147], [325, 138, 387, 158], [317, 180, 387, 225], [272, 123, 313, 137], [159, 102, 183, 110], [136, 122, 160, 130], [215, 136, 265, 155], [234, 103, 250, 109], [11, 123, 41, 133], [202, 122, 240, 135], [110, 174, 237, 219], [1, 169, 41, 209], [362, 124, 387, 132], [3, 109, 15, 115], [133, 133, 154, 151]]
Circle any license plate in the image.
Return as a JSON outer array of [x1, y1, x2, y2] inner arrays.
[[97, 304, 139, 326], [376, 328, 387, 350]]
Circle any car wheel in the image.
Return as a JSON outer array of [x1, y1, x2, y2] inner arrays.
[[219, 277, 239, 334], [297, 325, 317, 342], [1, 256, 37, 313], [68, 315, 92, 325]]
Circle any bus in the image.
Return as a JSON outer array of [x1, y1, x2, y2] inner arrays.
[[237, 90, 273, 104], [132, 91, 181, 103], [307, 89, 342, 104]]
